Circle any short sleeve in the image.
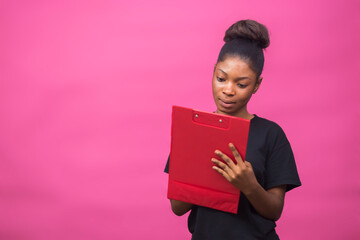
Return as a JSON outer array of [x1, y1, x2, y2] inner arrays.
[[264, 127, 301, 192], [164, 155, 170, 173]]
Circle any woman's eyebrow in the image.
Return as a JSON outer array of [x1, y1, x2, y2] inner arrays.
[[219, 69, 228, 76], [218, 68, 251, 81], [235, 77, 251, 81]]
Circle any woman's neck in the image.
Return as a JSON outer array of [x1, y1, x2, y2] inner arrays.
[[215, 109, 254, 120]]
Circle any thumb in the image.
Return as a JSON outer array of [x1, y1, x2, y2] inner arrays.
[[244, 161, 252, 168]]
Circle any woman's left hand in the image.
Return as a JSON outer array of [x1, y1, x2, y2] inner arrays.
[[212, 143, 259, 195]]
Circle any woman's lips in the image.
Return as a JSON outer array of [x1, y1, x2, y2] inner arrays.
[[219, 98, 236, 108]]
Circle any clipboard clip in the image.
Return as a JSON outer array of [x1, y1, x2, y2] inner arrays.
[[192, 110, 230, 129]]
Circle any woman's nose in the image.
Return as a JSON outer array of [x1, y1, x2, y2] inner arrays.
[[222, 82, 235, 96]]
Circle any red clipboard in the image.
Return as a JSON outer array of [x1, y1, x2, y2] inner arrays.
[[167, 106, 250, 214]]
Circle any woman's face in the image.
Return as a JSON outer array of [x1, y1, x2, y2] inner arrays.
[[212, 56, 262, 119]]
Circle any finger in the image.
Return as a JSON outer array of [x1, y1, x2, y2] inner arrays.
[[211, 158, 235, 178], [228, 143, 245, 167], [212, 166, 232, 182], [214, 150, 237, 169]]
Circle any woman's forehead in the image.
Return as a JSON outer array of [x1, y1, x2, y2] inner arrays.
[[216, 57, 256, 79]]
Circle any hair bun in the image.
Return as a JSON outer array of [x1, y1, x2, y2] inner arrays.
[[224, 19, 270, 49]]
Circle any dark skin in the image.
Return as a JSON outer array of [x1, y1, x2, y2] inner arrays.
[[170, 56, 286, 221]]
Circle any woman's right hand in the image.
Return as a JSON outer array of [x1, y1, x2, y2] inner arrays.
[[170, 199, 193, 216]]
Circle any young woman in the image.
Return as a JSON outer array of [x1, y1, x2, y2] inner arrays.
[[164, 19, 301, 240]]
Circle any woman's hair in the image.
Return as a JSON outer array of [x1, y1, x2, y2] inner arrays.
[[217, 19, 270, 79]]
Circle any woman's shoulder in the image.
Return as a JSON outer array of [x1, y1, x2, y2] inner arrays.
[[252, 115, 284, 132], [251, 115, 289, 144]]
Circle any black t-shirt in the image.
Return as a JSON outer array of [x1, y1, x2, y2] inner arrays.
[[164, 115, 301, 240]]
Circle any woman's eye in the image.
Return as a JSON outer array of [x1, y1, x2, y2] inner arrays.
[[237, 84, 247, 88], [217, 77, 225, 82]]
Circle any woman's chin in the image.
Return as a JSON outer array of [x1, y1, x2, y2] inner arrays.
[[216, 106, 236, 115]]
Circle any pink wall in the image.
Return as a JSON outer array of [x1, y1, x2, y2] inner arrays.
[[1, 0, 359, 239]]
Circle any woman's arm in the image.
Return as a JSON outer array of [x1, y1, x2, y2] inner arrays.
[[212, 143, 286, 221], [170, 199, 193, 216], [243, 184, 286, 221]]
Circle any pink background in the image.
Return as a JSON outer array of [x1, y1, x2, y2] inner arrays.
[[1, 0, 359, 239]]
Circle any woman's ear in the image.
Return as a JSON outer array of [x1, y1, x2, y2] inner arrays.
[[253, 77, 263, 94]]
